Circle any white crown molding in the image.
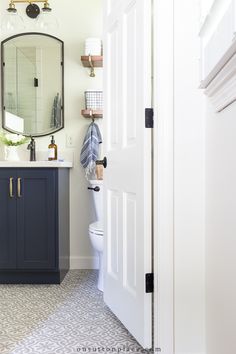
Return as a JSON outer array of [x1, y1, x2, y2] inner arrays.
[[199, 0, 219, 35], [199, 0, 236, 88], [199, 40, 236, 89], [204, 51, 236, 112]]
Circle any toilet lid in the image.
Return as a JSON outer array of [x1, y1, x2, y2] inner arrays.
[[89, 221, 103, 234]]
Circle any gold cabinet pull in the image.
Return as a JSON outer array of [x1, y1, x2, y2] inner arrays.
[[17, 178, 22, 198], [9, 177, 14, 198]]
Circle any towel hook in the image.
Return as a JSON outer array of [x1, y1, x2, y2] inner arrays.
[[89, 109, 95, 122], [88, 55, 95, 77]]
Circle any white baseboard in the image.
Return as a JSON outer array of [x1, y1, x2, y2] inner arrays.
[[70, 256, 99, 270], [175, 352, 206, 354]]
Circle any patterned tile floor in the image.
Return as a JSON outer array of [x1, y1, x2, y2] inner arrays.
[[0, 270, 149, 354]]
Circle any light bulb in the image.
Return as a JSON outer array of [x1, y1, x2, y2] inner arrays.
[[1, 12, 25, 33], [36, 11, 59, 31]]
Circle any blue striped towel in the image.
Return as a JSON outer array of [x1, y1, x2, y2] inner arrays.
[[80, 122, 102, 178]]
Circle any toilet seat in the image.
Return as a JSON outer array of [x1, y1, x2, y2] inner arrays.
[[89, 221, 103, 235]]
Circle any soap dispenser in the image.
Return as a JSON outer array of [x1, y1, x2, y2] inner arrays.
[[48, 135, 57, 161]]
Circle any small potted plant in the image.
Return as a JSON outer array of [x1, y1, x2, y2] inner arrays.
[[0, 132, 29, 161]]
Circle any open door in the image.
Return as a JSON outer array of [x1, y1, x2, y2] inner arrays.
[[103, 0, 153, 348]]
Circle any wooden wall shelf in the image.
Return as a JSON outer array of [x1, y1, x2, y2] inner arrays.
[[81, 109, 103, 119], [81, 55, 103, 77], [81, 56, 103, 67]]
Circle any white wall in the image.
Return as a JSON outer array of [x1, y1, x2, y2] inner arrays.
[[0, 0, 103, 269], [199, 0, 236, 352], [174, 1, 206, 353], [206, 100, 236, 354], [158, 0, 236, 353]]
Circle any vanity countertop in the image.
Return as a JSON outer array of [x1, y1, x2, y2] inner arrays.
[[0, 161, 73, 168]]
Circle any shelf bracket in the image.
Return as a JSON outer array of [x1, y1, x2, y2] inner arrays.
[[88, 55, 95, 77], [89, 110, 95, 122]]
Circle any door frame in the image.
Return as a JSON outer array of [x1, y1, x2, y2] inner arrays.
[[153, 0, 174, 353]]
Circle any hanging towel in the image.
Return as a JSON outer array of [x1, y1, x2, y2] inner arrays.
[[51, 93, 61, 128], [80, 122, 102, 178]]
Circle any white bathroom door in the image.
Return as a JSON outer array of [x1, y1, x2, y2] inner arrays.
[[103, 0, 153, 349]]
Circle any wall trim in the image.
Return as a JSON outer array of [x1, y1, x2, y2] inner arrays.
[[176, 352, 206, 354], [199, 0, 218, 35], [199, 40, 236, 89], [204, 51, 236, 112], [70, 256, 99, 270], [199, 0, 236, 89], [154, 0, 174, 353]]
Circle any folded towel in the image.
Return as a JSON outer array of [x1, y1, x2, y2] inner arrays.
[[80, 122, 102, 178]]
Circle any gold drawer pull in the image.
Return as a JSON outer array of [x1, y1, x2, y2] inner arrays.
[[9, 177, 14, 198], [17, 178, 22, 198]]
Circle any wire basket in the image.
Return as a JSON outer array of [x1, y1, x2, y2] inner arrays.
[[85, 90, 103, 110]]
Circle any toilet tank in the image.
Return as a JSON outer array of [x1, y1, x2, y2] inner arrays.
[[89, 180, 103, 221]]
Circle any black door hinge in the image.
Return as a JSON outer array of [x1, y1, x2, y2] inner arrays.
[[145, 273, 154, 293], [34, 78, 39, 87], [145, 108, 154, 128]]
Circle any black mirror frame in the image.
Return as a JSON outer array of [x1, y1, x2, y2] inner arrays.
[[1, 32, 64, 137]]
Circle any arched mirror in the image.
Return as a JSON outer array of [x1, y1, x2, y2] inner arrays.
[[1, 33, 64, 137]]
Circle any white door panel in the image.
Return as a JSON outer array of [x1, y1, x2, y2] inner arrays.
[[103, 0, 152, 348]]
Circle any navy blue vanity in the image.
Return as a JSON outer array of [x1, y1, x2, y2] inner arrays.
[[0, 164, 71, 284], [0, 32, 69, 284]]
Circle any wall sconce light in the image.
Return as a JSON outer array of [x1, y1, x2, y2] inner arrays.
[[1, 0, 58, 33]]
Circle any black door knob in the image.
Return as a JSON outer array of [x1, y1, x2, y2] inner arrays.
[[96, 157, 107, 168]]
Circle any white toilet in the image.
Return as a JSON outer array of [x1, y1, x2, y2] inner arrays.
[[88, 180, 104, 291]]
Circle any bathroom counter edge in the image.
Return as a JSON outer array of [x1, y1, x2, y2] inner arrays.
[[0, 161, 73, 168]]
